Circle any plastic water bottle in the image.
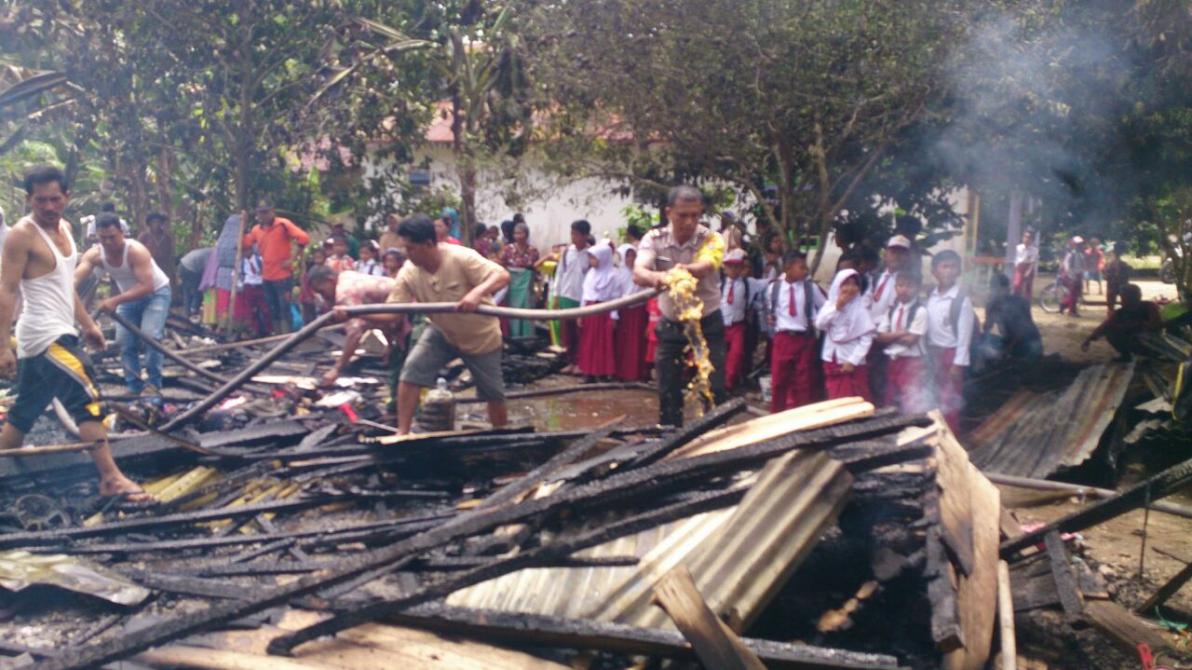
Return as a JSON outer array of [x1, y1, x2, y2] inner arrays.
[[418, 377, 456, 432]]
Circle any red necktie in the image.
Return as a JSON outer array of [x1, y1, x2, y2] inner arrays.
[[896, 305, 904, 331], [727, 280, 735, 305], [788, 282, 797, 317], [874, 273, 890, 302]]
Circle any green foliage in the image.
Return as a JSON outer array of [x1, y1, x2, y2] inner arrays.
[[527, 0, 976, 268]]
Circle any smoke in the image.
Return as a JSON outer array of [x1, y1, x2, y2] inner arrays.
[[931, 9, 1137, 235]]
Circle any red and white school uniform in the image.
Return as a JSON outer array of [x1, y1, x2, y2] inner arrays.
[[814, 269, 875, 401], [925, 284, 975, 433], [866, 269, 899, 404], [868, 270, 899, 321], [877, 298, 927, 414], [578, 244, 619, 377], [615, 244, 650, 382], [720, 275, 765, 390], [769, 276, 826, 412]]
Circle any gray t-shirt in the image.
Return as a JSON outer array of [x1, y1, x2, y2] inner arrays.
[[179, 247, 213, 273]]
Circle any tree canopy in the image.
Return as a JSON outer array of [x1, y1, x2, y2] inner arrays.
[[0, 0, 1187, 292]]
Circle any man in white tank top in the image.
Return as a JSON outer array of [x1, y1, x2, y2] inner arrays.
[[76, 213, 172, 397], [0, 166, 149, 503]]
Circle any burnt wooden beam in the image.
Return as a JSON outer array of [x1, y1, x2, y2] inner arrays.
[[0, 497, 343, 549], [626, 398, 749, 468], [1001, 456, 1192, 557], [1136, 555, 1192, 615], [653, 565, 767, 670], [455, 381, 656, 404], [1044, 531, 1084, 622], [382, 604, 903, 670], [36, 515, 450, 555], [106, 309, 266, 394], [185, 553, 642, 578], [120, 569, 250, 600], [1085, 600, 1174, 656]]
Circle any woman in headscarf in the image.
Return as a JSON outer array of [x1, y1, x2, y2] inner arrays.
[[499, 221, 540, 340], [614, 243, 650, 382], [577, 242, 620, 381], [814, 268, 876, 401]]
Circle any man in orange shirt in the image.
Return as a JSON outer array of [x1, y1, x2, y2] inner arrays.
[[243, 202, 310, 333]]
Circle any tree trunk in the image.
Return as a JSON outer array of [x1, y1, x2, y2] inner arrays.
[[1006, 189, 1025, 277], [459, 157, 478, 246], [450, 90, 477, 246]]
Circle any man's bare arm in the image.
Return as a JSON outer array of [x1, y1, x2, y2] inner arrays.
[[0, 228, 30, 346], [74, 246, 99, 288], [633, 246, 665, 288]]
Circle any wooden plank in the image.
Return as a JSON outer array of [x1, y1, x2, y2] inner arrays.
[[135, 645, 335, 670], [926, 523, 964, 649], [670, 397, 873, 459], [652, 566, 766, 670], [997, 561, 1017, 670], [1085, 600, 1173, 655], [1043, 531, 1084, 621], [938, 421, 1001, 670], [163, 613, 571, 670], [1136, 556, 1192, 614], [934, 422, 976, 576]]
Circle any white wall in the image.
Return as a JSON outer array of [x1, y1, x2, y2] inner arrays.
[[391, 145, 639, 249], [370, 147, 973, 282]]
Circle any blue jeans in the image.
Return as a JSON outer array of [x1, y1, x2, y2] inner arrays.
[[263, 277, 293, 333], [115, 285, 172, 394]]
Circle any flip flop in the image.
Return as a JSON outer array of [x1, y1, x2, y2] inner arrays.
[[96, 487, 157, 513]]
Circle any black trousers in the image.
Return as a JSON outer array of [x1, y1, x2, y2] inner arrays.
[[655, 310, 727, 427]]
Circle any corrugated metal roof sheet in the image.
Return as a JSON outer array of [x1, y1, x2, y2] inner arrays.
[[967, 362, 1134, 478]]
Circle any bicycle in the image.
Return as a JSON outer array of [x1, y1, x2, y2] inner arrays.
[[1037, 276, 1085, 313]]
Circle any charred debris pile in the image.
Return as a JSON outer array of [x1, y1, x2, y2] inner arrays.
[[0, 390, 992, 670], [0, 321, 1189, 669]]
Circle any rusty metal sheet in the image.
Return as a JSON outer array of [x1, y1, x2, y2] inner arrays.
[[968, 362, 1134, 478]]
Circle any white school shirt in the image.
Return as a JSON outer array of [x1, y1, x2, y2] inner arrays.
[[814, 299, 874, 366], [925, 284, 974, 366], [358, 258, 384, 276], [241, 254, 264, 287], [720, 276, 767, 326], [868, 270, 898, 321], [876, 299, 927, 358], [1015, 243, 1038, 268], [772, 278, 826, 333], [554, 245, 590, 302]]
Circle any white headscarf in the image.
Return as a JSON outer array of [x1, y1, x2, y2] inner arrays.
[[823, 269, 875, 342], [615, 243, 641, 296], [582, 242, 619, 302]]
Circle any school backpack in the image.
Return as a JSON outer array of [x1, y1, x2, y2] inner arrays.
[[769, 278, 821, 338], [886, 299, 922, 334]]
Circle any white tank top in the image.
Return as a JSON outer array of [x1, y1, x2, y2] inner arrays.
[[100, 242, 170, 293], [16, 219, 78, 358]]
